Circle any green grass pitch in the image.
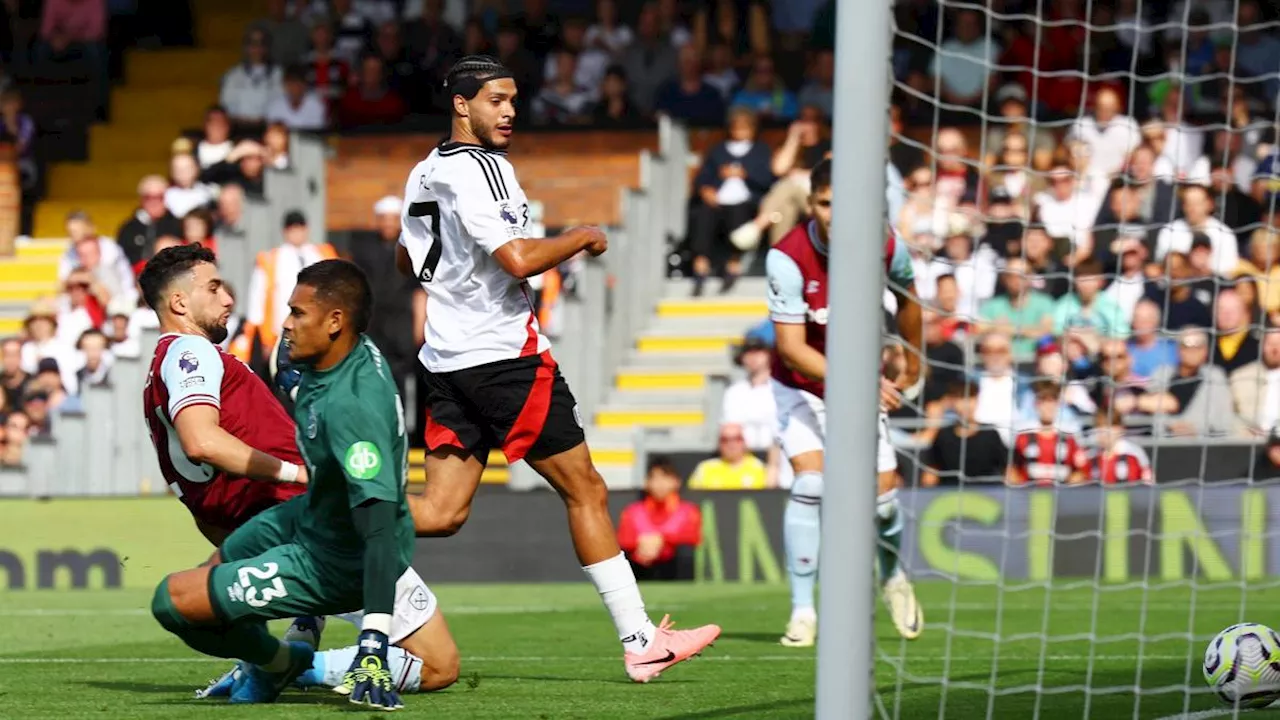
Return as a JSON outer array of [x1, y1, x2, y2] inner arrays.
[[0, 582, 1272, 718]]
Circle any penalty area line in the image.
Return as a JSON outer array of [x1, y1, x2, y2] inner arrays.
[[1152, 711, 1261, 720]]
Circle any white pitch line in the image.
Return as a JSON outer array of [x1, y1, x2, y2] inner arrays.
[[0, 654, 1213, 665], [1151, 710, 1250, 720], [0, 605, 591, 618]]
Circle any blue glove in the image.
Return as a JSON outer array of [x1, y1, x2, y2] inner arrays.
[[336, 630, 403, 711], [273, 340, 302, 402]]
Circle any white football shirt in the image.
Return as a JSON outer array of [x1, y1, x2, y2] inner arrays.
[[399, 141, 551, 372]]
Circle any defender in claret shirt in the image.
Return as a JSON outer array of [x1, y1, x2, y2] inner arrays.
[[767, 158, 926, 647], [395, 55, 719, 682], [150, 260, 457, 712]]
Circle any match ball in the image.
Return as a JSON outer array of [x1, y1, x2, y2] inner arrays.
[[1203, 623, 1280, 708]]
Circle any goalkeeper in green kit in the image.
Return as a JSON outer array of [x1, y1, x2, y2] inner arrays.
[[150, 259, 416, 711]]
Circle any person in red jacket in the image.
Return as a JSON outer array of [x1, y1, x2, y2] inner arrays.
[[618, 456, 703, 581]]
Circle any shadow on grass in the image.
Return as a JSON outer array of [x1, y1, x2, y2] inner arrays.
[[717, 631, 805, 646], [653, 696, 812, 719], [82, 681, 350, 707], [480, 673, 652, 685]]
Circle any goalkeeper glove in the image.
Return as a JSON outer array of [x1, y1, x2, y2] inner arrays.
[[273, 339, 303, 402], [336, 629, 403, 711]]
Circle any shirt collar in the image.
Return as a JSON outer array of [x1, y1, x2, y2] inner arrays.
[[806, 220, 828, 257]]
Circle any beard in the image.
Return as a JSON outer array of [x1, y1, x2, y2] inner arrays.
[[472, 116, 509, 150], [200, 317, 229, 344]]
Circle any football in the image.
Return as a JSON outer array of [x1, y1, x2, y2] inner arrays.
[[1203, 623, 1280, 708]]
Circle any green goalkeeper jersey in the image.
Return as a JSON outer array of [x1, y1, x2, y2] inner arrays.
[[293, 335, 415, 575]]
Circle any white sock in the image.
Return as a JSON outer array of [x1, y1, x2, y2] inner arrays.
[[791, 606, 817, 624], [582, 552, 656, 653], [308, 646, 424, 693], [259, 640, 292, 673]]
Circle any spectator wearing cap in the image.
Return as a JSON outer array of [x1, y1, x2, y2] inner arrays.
[[1155, 185, 1239, 277], [688, 422, 768, 490], [688, 107, 774, 296], [984, 84, 1055, 172], [1145, 327, 1241, 437], [654, 44, 726, 126], [619, 4, 678, 116], [265, 65, 328, 130], [730, 106, 830, 251], [1, 337, 30, 411], [219, 27, 284, 125], [337, 54, 408, 129], [1034, 165, 1102, 264], [1053, 259, 1130, 338], [617, 456, 701, 581], [1212, 289, 1260, 376], [1127, 299, 1178, 380], [1066, 87, 1142, 179], [115, 175, 183, 267], [348, 195, 424, 398], [234, 210, 338, 370], [928, 213, 997, 320], [1231, 329, 1280, 435], [720, 335, 779, 481], [979, 257, 1054, 360]]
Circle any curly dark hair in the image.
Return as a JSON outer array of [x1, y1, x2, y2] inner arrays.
[[138, 244, 218, 311]]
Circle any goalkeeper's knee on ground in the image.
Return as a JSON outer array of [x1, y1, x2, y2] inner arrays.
[[151, 577, 196, 634]]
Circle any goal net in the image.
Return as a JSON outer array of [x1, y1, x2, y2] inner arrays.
[[878, 0, 1280, 717]]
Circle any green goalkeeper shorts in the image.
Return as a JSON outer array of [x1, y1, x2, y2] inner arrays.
[[209, 497, 362, 623]]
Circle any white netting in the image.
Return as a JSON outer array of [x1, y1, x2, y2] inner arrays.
[[879, 0, 1280, 717]]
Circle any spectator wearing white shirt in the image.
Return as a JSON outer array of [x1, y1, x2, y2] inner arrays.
[[1155, 184, 1239, 276], [103, 296, 142, 360], [74, 329, 112, 393], [545, 17, 611, 97], [1148, 88, 1206, 180], [974, 331, 1019, 445], [721, 336, 777, 452], [1102, 236, 1150, 322], [57, 212, 131, 296], [219, 28, 283, 124], [927, 214, 997, 320], [196, 106, 234, 168], [266, 65, 328, 130], [1035, 165, 1100, 264], [1067, 87, 1142, 178], [19, 301, 76, 393], [928, 9, 999, 111], [1231, 329, 1280, 434], [585, 0, 633, 57], [164, 153, 216, 220], [1145, 118, 1210, 185]]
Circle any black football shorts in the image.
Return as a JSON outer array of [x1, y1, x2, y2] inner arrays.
[[421, 351, 586, 464]]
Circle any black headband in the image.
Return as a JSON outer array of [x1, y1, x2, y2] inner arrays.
[[449, 70, 515, 100]]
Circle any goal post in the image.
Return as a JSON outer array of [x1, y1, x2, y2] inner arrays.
[[836, 0, 1280, 717], [818, 0, 897, 717]]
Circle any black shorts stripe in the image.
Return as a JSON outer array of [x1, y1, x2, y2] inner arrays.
[[471, 149, 509, 199]]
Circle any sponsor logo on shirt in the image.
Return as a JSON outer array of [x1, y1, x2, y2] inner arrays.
[[178, 351, 199, 373], [179, 375, 205, 389], [344, 441, 382, 480]]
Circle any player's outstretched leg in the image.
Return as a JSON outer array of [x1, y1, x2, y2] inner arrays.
[[782, 466, 822, 648], [299, 608, 460, 694], [877, 472, 922, 640], [151, 567, 314, 704], [528, 442, 721, 682]]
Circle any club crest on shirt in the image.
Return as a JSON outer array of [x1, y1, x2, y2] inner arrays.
[[178, 351, 199, 373], [306, 405, 318, 439], [498, 202, 519, 225]]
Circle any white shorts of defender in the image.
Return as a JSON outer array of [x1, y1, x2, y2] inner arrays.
[[390, 567, 439, 644], [771, 379, 897, 474]]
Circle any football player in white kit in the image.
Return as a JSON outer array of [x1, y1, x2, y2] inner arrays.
[[394, 56, 720, 683], [767, 159, 925, 648]]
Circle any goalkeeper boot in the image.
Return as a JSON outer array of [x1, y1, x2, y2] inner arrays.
[[194, 665, 241, 699], [882, 569, 923, 640], [283, 616, 325, 649], [780, 610, 817, 648], [624, 614, 721, 683], [229, 641, 316, 704]]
